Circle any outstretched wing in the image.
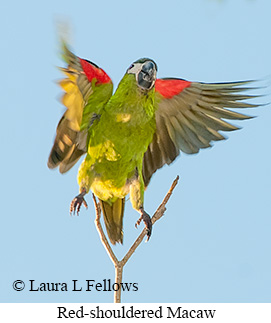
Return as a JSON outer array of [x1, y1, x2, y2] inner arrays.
[[142, 78, 260, 186], [48, 41, 113, 173]]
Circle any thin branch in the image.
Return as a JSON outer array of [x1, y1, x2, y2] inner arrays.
[[92, 195, 118, 265], [152, 175, 179, 224], [114, 265, 123, 303], [92, 175, 179, 303], [120, 175, 179, 267]]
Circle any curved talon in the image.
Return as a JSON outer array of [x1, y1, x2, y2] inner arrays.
[[70, 193, 88, 216], [135, 208, 152, 241]]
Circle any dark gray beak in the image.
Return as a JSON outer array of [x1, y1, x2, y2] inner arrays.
[[138, 61, 156, 90]]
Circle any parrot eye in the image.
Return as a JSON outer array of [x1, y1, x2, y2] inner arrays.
[[127, 63, 138, 74]]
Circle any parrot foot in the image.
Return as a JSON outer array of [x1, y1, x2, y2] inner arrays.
[[70, 190, 88, 216], [135, 208, 152, 241]]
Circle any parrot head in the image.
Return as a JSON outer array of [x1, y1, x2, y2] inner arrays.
[[127, 58, 157, 90]]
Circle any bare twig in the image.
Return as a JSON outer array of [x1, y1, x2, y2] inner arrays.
[[93, 196, 118, 265], [92, 175, 179, 303], [114, 264, 123, 303]]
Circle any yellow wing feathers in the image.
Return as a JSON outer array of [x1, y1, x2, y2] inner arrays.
[[48, 68, 88, 172], [59, 69, 85, 132]]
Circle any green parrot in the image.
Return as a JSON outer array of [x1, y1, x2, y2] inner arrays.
[[48, 41, 259, 244]]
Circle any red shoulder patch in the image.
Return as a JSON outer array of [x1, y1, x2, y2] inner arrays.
[[80, 58, 111, 84], [155, 78, 191, 98]]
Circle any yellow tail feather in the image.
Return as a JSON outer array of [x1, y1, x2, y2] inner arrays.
[[99, 198, 125, 245]]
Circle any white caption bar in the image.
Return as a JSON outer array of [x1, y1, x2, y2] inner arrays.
[[0, 303, 270, 322]]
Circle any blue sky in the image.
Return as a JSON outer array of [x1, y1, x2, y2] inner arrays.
[[1, 0, 271, 303]]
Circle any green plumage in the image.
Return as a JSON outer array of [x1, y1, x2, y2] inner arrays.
[[48, 41, 261, 245], [77, 74, 157, 243], [79, 74, 156, 192]]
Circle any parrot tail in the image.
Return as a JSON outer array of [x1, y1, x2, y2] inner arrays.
[[99, 198, 125, 245]]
